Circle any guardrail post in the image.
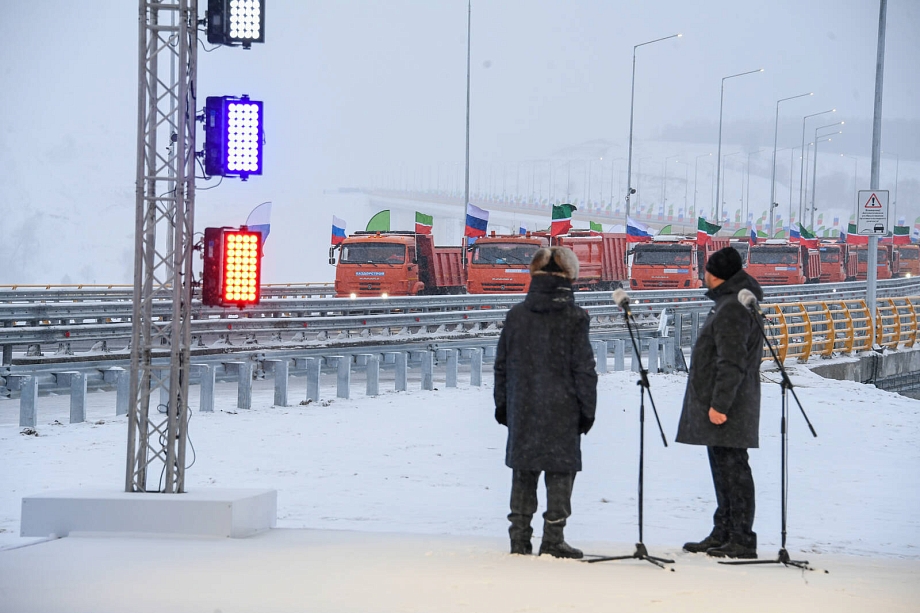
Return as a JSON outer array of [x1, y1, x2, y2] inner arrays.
[[20, 375, 37, 428], [70, 372, 87, 424], [196, 364, 215, 413], [223, 362, 252, 410], [469, 348, 482, 387], [658, 339, 672, 374], [613, 339, 625, 371], [648, 339, 660, 374], [333, 356, 351, 399], [444, 349, 458, 388], [673, 313, 684, 347], [420, 351, 434, 391], [592, 340, 608, 374], [385, 352, 408, 392], [264, 359, 289, 407], [631, 340, 642, 373], [691, 311, 701, 346], [362, 354, 380, 396], [115, 369, 130, 416], [304, 357, 321, 402]]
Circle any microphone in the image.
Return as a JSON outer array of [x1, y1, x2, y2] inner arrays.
[[738, 288, 762, 315], [612, 288, 633, 318]]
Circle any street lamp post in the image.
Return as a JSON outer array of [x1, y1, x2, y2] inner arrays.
[[664, 154, 680, 209], [625, 33, 681, 224], [715, 68, 763, 223], [841, 154, 859, 202], [694, 153, 711, 219], [798, 109, 835, 222], [883, 152, 899, 222], [770, 92, 813, 232], [809, 125, 842, 228], [722, 151, 743, 224]]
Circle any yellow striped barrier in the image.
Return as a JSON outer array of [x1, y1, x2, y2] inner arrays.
[[760, 297, 919, 362]]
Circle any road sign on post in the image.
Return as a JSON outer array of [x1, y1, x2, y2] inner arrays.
[[857, 190, 889, 235]]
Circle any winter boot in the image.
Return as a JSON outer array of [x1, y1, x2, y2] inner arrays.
[[683, 533, 726, 554], [510, 540, 533, 555], [538, 540, 584, 559], [706, 541, 757, 560]]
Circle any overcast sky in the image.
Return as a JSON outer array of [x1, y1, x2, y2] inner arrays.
[[1, 1, 917, 283]]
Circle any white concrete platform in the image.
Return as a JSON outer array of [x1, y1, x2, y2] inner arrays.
[[20, 488, 276, 538]]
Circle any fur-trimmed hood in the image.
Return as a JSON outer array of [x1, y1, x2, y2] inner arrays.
[[529, 247, 579, 280]]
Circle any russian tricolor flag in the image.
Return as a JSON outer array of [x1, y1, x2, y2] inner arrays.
[[331, 215, 346, 245], [626, 216, 653, 242], [465, 203, 489, 238]]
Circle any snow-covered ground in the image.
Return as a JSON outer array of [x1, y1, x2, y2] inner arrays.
[[1, 359, 919, 611]]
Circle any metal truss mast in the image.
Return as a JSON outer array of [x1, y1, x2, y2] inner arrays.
[[126, 0, 199, 493]]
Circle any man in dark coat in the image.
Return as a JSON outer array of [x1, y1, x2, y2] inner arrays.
[[676, 246, 764, 560], [494, 246, 598, 558]]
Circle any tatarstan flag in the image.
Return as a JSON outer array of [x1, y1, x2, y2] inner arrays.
[[415, 211, 433, 235], [550, 203, 577, 236], [589, 221, 603, 235], [893, 225, 911, 245], [697, 217, 722, 246]]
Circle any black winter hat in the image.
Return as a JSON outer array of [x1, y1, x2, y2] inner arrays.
[[705, 246, 743, 280]]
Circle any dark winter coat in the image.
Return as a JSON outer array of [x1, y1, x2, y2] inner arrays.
[[494, 274, 598, 472], [676, 270, 764, 449]]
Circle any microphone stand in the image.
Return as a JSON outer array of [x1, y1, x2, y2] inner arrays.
[[585, 302, 674, 570], [720, 304, 818, 570]]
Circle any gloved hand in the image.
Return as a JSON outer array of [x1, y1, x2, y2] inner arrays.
[[579, 415, 594, 435], [495, 406, 507, 426]]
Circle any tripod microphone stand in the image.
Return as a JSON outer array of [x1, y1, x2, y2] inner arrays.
[[586, 296, 674, 570], [721, 293, 818, 570]]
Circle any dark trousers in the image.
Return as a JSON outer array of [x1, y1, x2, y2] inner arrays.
[[508, 470, 576, 545], [708, 446, 756, 548]]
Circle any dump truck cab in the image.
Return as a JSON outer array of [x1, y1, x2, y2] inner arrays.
[[629, 236, 701, 290], [746, 239, 821, 285], [817, 242, 849, 283], [331, 232, 466, 297], [896, 244, 920, 278], [466, 233, 548, 293]]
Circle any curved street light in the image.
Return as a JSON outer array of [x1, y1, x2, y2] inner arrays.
[[798, 109, 835, 222], [693, 152, 712, 219], [625, 33, 681, 223], [770, 92, 813, 232], [715, 68, 763, 223]]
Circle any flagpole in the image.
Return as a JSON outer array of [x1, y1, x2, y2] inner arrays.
[[463, 1, 471, 262]]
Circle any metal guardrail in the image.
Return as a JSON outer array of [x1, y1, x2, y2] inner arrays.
[[1, 278, 919, 367]]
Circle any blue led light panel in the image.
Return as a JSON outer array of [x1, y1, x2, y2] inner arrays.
[[204, 96, 264, 179]]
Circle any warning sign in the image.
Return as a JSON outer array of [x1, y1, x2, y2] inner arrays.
[[856, 190, 889, 235]]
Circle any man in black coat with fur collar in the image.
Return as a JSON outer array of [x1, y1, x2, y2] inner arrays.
[[494, 246, 598, 558], [677, 246, 764, 560]]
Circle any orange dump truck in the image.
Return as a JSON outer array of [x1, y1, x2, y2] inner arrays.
[[330, 231, 466, 297], [816, 242, 850, 283], [895, 244, 920, 278], [552, 232, 630, 291], [746, 239, 821, 285], [466, 233, 549, 293], [850, 244, 896, 281], [629, 236, 703, 290]]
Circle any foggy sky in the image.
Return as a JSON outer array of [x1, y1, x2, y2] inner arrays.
[[1, 1, 917, 283]]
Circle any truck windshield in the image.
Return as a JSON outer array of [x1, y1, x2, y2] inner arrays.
[[632, 246, 693, 265], [749, 248, 799, 265], [731, 243, 749, 263], [857, 248, 888, 264], [472, 243, 540, 265], [900, 248, 919, 260], [819, 248, 839, 263], [340, 243, 405, 264]]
